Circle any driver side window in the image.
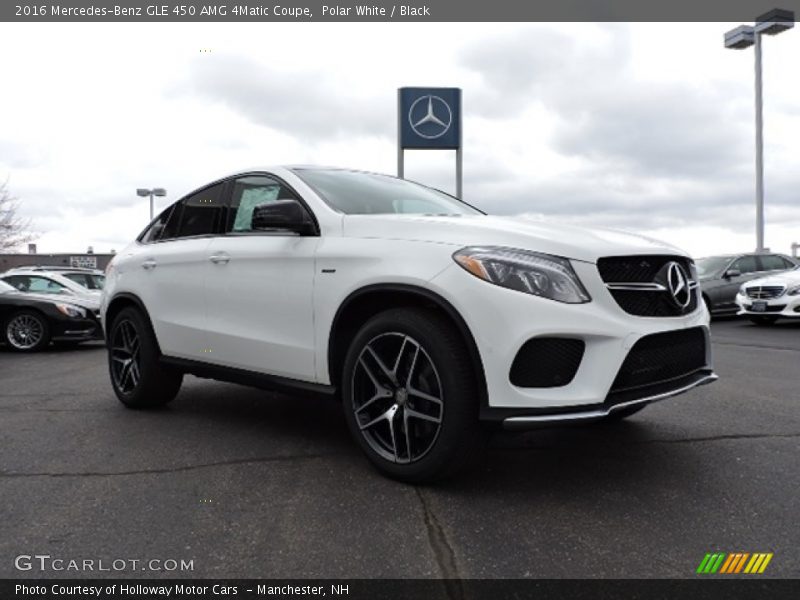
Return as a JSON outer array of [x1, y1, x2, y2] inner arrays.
[[731, 256, 758, 274], [226, 175, 301, 233]]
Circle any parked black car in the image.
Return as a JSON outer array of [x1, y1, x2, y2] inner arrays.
[[697, 253, 798, 316], [0, 280, 99, 352]]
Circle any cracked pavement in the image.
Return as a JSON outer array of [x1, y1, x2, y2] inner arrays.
[[1, 319, 799, 578]]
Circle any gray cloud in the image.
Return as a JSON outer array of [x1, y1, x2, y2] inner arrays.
[[178, 55, 393, 141]]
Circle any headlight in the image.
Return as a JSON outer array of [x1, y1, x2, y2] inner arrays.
[[739, 284, 747, 295], [56, 303, 86, 319], [453, 246, 591, 304], [788, 285, 800, 296]]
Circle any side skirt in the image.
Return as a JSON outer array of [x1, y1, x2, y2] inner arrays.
[[160, 356, 337, 400]]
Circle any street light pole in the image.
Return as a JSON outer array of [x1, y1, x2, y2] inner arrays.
[[724, 8, 794, 254], [754, 32, 764, 253], [136, 187, 167, 221]]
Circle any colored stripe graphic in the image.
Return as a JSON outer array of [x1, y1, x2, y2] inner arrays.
[[701, 552, 774, 574]]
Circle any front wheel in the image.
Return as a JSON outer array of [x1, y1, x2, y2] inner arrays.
[[4, 310, 51, 352], [108, 307, 183, 408], [341, 308, 484, 483], [749, 315, 778, 326]]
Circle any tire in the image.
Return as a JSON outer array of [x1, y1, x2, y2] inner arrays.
[[108, 307, 183, 408], [604, 404, 646, 421], [749, 315, 778, 326], [4, 309, 51, 352], [341, 307, 484, 483]]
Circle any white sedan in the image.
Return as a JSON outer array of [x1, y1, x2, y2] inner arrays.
[[736, 267, 800, 324]]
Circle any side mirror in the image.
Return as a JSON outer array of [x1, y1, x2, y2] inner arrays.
[[724, 269, 741, 279], [251, 199, 314, 235]]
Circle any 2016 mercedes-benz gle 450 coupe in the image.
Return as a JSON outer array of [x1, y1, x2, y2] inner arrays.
[[102, 167, 717, 482]]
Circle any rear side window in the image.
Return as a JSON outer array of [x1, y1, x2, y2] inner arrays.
[[175, 183, 226, 239], [226, 175, 301, 233], [140, 206, 175, 243], [731, 256, 758, 274], [759, 255, 789, 271]]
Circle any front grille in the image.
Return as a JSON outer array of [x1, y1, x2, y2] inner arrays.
[[745, 286, 785, 299], [610, 327, 707, 395], [509, 338, 585, 388], [598, 255, 698, 317]]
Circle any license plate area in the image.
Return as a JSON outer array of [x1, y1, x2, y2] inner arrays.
[[751, 301, 768, 312]]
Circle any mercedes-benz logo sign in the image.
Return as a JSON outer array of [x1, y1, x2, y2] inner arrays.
[[408, 95, 452, 139], [666, 262, 691, 310]]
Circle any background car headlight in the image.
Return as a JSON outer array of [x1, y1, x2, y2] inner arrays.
[[788, 285, 800, 296], [56, 303, 86, 319], [453, 246, 591, 304]]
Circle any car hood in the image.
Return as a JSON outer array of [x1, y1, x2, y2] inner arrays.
[[743, 269, 800, 288], [341, 214, 687, 263], [4, 291, 100, 311]]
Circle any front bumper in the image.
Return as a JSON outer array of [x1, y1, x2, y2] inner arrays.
[[428, 260, 716, 423], [51, 316, 100, 342], [736, 292, 800, 318]]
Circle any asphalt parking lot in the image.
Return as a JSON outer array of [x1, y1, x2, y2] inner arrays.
[[1, 318, 798, 579]]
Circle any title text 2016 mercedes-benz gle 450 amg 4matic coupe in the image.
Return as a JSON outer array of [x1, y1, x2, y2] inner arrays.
[[101, 167, 717, 482]]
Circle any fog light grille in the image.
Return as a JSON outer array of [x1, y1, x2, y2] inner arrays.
[[509, 338, 585, 388]]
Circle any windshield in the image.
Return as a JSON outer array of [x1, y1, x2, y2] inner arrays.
[[294, 168, 483, 216], [696, 256, 734, 277], [0, 280, 15, 293]]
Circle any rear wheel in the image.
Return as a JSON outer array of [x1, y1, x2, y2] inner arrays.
[[4, 310, 50, 352], [341, 308, 484, 483], [749, 315, 778, 326], [108, 307, 183, 408]]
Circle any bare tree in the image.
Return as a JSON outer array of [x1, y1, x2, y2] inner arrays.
[[0, 180, 36, 251]]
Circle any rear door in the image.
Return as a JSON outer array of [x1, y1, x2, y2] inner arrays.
[[202, 174, 319, 380], [132, 182, 226, 360]]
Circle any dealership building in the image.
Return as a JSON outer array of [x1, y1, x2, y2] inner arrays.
[[0, 247, 114, 272]]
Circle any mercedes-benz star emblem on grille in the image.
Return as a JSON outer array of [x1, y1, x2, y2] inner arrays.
[[408, 95, 452, 139], [666, 261, 691, 310]]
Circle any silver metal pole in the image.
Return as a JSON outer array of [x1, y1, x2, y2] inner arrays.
[[149, 193, 154, 221], [754, 33, 765, 253], [397, 89, 404, 179], [455, 148, 463, 199]]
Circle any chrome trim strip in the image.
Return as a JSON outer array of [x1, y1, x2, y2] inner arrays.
[[606, 281, 698, 292], [606, 282, 667, 291], [502, 373, 718, 429]]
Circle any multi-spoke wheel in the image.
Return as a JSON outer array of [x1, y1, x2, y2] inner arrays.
[[4, 310, 50, 352], [342, 308, 484, 483], [352, 332, 444, 464], [108, 307, 183, 408], [110, 318, 142, 394]]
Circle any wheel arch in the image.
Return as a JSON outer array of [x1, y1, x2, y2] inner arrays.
[[327, 284, 488, 405], [105, 293, 161, 353]]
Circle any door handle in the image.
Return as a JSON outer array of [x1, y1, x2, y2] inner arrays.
[[142, 259, 157, 270], [209, 253, 230, 265]]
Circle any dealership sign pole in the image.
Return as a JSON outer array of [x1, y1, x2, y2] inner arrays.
[[398, 87, 463, 198]]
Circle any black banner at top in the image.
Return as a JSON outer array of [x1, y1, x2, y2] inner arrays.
[[2, 0, 800, 22]]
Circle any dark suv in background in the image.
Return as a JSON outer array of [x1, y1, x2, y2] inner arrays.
[[697, 253, 797, 316]]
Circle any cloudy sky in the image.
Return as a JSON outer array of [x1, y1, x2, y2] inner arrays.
[[0, 22, 798, 258]]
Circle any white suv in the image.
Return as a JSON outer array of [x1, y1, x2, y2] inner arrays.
[[102, 167, 717, 481]]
